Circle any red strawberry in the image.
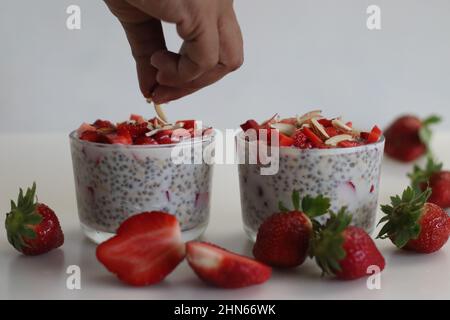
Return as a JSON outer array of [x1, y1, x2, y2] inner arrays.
[[302, 127, 323, 147], [324, 126, 339, 137], [378, 187, 450, 253], [366, 125, 382, 143], [96, 212, 185, 286], [253, 191, 330, 268], [93, 119, 115, 129], [117, 122, 149, 139], [338, 140, 362, 148], [318, 118, 332, 127], [186, 241, 272, 289], [134, 136, 158, 145], [312, 209, 385, 280], [292, 130, 312, 149], [77, 122, 96, 135], [409, 157, 450, 208], [80, 130, 103, 143], [105, 127, 132, 145], [177, 120, 196, 130], [240, 119, 260, 132], [5, 183, 64, 256], [384, 115, 441, 162], [278, 133, 294, 147], [129, 114, 146, 124]]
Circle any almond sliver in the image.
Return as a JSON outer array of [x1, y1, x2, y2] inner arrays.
[[311, 118, 330, 139], [325, 134, 354, 146], [271, 123, 296, 136], [332, 119, 352, 132], [296, 110, 322, 125]]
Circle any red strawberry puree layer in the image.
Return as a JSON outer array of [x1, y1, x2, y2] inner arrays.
[[70, 115, 215, 242]]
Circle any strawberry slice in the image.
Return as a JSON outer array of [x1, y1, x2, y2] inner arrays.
[[325, 126, 339, 137], [77, 123, 96, 135], [96, 212, 186, 286], [117, 122, 149, 139], [134, 136, 158, 145], [177, 120, 196, 130], [186, 241, 272, 289], [240, 119, 260, 132], [129, 114, 146, 124], [318, 118, 332, 127], [80, 130, 103, 143], [338, 140, 362, 148], [278, 133, 294, 147], [93, 119, 115, 129], [366, 125, 382, 143], [105, 129, 132, 145], [302, 127, 323, 147]]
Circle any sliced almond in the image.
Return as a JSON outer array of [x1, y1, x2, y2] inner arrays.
[[154, 104, 168, 124], [146, 129, 161, 137], [332, 119, 352, 132], [301, 123, 311, 129], [270, 123, 296, 136], [311, 118, 330, 139], [296, 110, 322, 126], [325, 134, 354, 146]]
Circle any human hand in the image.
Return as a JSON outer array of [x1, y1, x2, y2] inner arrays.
[[104, 0, 244, 104]]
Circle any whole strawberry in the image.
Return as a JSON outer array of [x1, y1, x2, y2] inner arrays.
[[384, 115, 441, 162], [377, 187, 450, 253], [5, 183, 64, 255], [311, 209, 385, 280], [253, 191, 331, 268], [409, 157, 450, 209]]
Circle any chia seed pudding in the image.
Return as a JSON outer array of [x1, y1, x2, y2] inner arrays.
[[237, 111, 385, 241], [69, 116, 215, 243]]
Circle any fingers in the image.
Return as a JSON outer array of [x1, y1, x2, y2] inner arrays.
[[121, 19, 167, 97], [151, 5, 243, 103], [151, 19, 220, 85], [105, 0, 167, 98]]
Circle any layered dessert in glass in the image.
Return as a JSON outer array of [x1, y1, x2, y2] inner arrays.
[[237, 110, 385, 241], [70, 114, 215, 243]]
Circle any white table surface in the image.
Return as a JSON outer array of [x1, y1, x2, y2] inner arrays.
[[0, 133, 449, 300]]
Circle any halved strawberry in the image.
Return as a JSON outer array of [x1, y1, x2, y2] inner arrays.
[[96, 212, 185, 286], [186, 241, 272, 289]]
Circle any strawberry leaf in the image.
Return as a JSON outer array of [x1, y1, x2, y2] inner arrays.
[[419, 115, 441, 152], [377, 187, 431, 248], [408, 156, 443, 192], [302, 195, 331, 218]]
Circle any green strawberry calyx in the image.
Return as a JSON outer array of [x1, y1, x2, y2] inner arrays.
[[408, 156, 443, 192], [418, 115, 441, 153], [5, 182, 43, 252], [309, 208, 352, 276], [278, 190, 331, 219], [377, 187, 431, 248]]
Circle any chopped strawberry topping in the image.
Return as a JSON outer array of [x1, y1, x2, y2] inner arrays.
[[302, 127, 323, 147]]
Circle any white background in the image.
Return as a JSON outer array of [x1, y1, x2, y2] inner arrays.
[[1, 0, 450, 133]]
